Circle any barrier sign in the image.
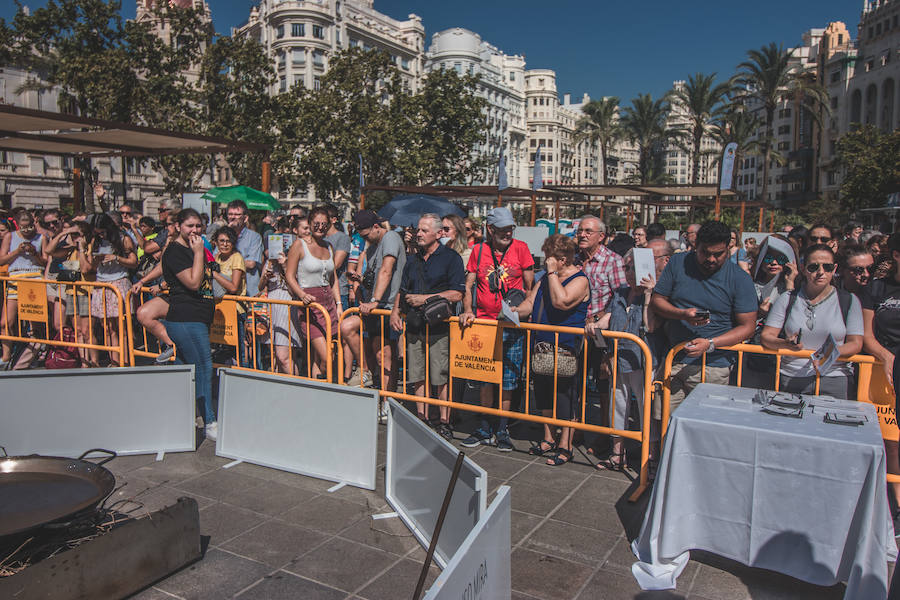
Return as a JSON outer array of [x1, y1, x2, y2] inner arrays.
[[450, 322, 503, 384], [17, 280, 48, 322], [857, 362, 897, 441], [423, 486, 511, 600], [210, 299, 238, 345]]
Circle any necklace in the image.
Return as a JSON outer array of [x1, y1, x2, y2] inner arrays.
[[802, 287, 834, 330]]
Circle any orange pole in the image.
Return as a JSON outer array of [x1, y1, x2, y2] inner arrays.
[[496, 192, 503, 208], [530, 194, 536, 226], [714, 194, 721, 220], [758, 207, 764, 232], [554, 197, 560, 232], [261, 161, 271, 193], [360, 192, 365, 211]]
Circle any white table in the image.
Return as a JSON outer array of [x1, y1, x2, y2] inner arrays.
[[631, 383, 897, 599]]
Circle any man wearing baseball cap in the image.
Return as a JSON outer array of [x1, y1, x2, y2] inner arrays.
[[340, 209, 406, 389], [460, 206, 534, 451]]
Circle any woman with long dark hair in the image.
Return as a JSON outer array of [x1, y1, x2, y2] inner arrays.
[[89, 212, 137, 366], [161, 208, 216, 440]]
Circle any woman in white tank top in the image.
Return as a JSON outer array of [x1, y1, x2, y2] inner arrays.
[[0, 211, 47, 367], [285, 207, 342, 379]]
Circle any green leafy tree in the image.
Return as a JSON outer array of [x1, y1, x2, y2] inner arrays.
[[574, 97, 621, 186], [274, 48, 487, 201], [734, 43, 829, 206], [671, 73, 732, 185], [199, 34, 275, 190], [620, 93, 672, 186], [837, 125, 900, 214]]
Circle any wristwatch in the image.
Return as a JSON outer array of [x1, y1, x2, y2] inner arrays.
[[706, 338, 716, 353]]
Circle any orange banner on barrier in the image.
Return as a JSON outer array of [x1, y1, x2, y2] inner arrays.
[[449, 322, 503, 384], [17, 280, 47, 322], [210, 300, 238, 346]]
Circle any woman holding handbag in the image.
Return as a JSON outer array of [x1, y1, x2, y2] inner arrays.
[[514, 235, 589, 466]]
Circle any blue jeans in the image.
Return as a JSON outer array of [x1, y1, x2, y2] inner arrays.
[[236, 312, 250, 368], [164, 320, 215, 424]]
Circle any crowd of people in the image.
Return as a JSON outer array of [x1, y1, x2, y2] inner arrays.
[[1, 197, 898, 484]]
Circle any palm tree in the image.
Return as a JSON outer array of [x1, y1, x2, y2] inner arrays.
[[574, 97, 621, 185], [671, 73, 732, 185], [620, 93, 672, 186], [734, 43, 830, 206]]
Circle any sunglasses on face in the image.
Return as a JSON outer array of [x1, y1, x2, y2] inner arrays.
[[762, 254, 788, 266], [312, 222, 329, 230], [848, 265, 875, 276], [465, 227, 473, 232], [441, 226, 452, 232], [809, 235, 831, 243], [43, 220, 60, 227], [805, 262, 836, 273]]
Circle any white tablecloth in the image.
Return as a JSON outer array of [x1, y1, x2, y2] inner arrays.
[[631, 383, 897, 599]]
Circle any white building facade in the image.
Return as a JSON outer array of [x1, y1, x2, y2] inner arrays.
[[425, 28, 527, 188], [234, 0, 424, 97]]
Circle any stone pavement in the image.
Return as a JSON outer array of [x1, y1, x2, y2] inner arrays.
[[117, 416, 849, 600]]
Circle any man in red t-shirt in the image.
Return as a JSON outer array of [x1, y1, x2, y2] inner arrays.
[[460, 207, 534, 451]]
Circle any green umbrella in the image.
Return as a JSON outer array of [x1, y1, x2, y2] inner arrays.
[[200, 185, 282, 211]]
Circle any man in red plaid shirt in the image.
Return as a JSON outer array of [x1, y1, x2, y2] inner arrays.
[[576, 215, 627, 339]]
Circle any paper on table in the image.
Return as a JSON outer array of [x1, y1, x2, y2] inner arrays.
[[633, 247, 655, 285]]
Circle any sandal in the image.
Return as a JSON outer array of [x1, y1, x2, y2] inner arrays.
[[597, 454, 625, 472], [546, 448, 573, 466], [529, 439, 557, 456]]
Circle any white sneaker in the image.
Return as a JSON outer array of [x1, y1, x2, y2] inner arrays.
[[155, 345, 175, 363], [205, 421, 218, 441], [361, 371, 374, 388], [378, 401, 389, 423]]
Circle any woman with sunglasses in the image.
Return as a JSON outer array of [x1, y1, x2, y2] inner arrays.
[[441, 214, 471, 265], [740, 235, 799, 388], [760, 244, 863, 398], [0, 210, 47, 368], [285, 206, 341, 379]]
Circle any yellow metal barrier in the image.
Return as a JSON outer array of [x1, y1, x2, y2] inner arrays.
[[1, 275, 127, 366], [335, 308, 656, 501], [659, 342, 899, 484], [125, 287, 333, 382]]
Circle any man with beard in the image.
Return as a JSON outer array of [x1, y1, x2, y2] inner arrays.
[[650, 220, 757, 414]]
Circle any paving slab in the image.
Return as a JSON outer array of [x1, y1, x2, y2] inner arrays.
[[153, 548, 271, 600], [283, 537, 398, 593], [221, 520, 330, 568], [235, 571, 347, 600]]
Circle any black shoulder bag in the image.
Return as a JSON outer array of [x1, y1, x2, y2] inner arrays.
[[488, 241, 526, 309], [407, 255, 453, 330]]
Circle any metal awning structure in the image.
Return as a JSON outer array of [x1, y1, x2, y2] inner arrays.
[[545, 183, 738, 198], [0, 105, 269, 158], [361, 184, 567, 198]]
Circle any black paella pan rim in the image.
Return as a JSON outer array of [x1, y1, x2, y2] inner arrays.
[[0, 448, 117, 537]]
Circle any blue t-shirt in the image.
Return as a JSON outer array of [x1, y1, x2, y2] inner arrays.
[[654, 251, 758, 367], [729, 247, 748, 265]]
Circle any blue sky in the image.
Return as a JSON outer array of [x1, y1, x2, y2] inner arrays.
[[5, 1, 863, 101]]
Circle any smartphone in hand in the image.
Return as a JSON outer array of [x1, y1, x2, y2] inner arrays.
[[694, 310, 710, 320]]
